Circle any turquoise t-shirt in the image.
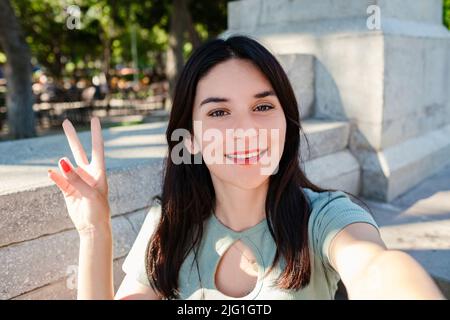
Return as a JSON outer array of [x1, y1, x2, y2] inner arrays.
[[121, 187, 379, 299]]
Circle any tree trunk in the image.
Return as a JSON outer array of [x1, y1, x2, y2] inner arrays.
[[100, 34, 111, 114], [184, 1, 201, 50], [0, 0, 35, 139], [165, 0, 187, 111]]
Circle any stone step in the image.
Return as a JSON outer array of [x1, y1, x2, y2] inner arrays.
[[301, 119, 358, 194], [300, 119, 350, 161], [354, 123, 450, 202], [304, 150, 360, 195]]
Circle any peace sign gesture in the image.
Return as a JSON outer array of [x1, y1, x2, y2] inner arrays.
[[48, 117, 111, 235]]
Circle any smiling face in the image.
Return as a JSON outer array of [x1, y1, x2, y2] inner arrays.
[[190, 58, 287, 190]]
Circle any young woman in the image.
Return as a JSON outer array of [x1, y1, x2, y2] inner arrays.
[[48, 35, 444, 300]]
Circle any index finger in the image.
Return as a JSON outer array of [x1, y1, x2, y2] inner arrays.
[[91, 116, 105, 171]]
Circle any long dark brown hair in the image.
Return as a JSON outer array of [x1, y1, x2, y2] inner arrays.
[[146, 35, 331, 299]]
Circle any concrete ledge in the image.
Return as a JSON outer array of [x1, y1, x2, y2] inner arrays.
[[356, 124, 450, 201], [0, 161, 163, 248], [11, 257, 126, 300], [0, 209, 147, 299], [0, 121, 167, 195], [12, 277, 77, 300]]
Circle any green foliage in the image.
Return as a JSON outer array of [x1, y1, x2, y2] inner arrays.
[[445, 0, 450, 29], [1, 0, 228, 80]]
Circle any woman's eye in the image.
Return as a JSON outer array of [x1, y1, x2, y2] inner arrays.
[[254, 104, 274, 112], [207, 105, 273, 117], [208, 110, 229, 117]]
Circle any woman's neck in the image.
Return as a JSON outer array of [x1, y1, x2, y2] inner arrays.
[[211, 177, 269, 232]]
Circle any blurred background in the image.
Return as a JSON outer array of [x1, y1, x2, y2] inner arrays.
[[0, 0, 229, 140]]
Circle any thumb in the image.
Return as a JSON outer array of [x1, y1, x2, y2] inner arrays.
[[58, 157, 95, 198]]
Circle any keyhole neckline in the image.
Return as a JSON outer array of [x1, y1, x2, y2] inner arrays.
[[211, 236, 265, 299]]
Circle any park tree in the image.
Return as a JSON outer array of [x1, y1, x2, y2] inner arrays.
[[0, 0, 36, 139]]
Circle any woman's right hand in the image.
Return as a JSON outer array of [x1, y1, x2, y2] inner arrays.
[[48, 117, 111, 236]]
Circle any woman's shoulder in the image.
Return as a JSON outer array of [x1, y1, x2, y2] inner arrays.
[[302, 187, 350, 211], [302, 187, 378, 268], [301, 187, 375, 226]]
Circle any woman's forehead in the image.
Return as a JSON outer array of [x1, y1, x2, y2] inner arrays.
[[194, 59, 274, 106], [199, 59, 269, 87]]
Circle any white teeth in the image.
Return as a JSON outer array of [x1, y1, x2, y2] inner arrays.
[[226, 150, 265, 159], [227, 152, 258, 159]]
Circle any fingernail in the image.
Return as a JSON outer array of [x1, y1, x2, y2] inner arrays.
[[60, 159, 71, 173]]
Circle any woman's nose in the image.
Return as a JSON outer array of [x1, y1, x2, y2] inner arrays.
[[229, 115, 260, 149], [231, 113, 259, 137]]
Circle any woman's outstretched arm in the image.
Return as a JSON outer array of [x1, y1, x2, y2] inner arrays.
[[329, 223, 444, 299]]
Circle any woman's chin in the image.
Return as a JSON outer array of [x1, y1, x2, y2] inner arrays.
[[215, 171, 269, 190]]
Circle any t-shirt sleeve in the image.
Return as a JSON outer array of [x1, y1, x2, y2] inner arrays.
[[307, 190, 380, 271], [121, 204, 162, 287]]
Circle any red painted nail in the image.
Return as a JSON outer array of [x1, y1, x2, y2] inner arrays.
[[60, 159, 71, 173]]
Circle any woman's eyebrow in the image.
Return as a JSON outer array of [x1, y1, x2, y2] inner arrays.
[[199, 90, 275, 107]]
